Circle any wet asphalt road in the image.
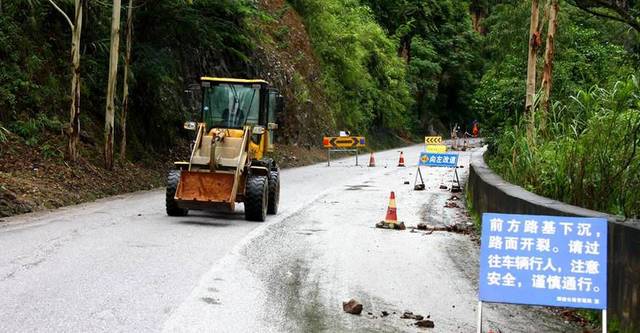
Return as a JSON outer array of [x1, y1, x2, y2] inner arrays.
[[0, 142, 578, 332]]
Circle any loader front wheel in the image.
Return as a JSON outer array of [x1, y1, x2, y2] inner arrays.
[[166, 170, 188, 217], [245, 175, 268, 222], [267, 170, 279, 215]]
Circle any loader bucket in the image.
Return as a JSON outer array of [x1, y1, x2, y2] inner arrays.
[[175, 171, 236, 203]]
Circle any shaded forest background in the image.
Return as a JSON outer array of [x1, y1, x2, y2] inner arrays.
[[0, 0, 639, 217]]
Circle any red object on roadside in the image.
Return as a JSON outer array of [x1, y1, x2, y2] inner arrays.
[[398, 151, 406, 167]]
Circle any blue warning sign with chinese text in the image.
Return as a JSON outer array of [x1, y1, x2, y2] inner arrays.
[[418, 152, 458, 168], [479, 213, 607, 309]]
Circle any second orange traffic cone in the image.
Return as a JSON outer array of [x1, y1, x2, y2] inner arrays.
[[368, 152, 376, 167], [375, 191, 406, 230], [398, 151, 406, 167]]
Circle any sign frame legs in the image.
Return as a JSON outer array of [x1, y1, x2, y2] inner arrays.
[[327, 148, 359, 167], [450, 167, 461, 192]]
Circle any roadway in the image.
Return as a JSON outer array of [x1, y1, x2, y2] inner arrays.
[[0, 142, 578, 332]]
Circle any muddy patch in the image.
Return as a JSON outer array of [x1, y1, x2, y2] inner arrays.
[[201, 297, 221, 305], [344, 184, 373, 191], [418, 193, 444, 224]]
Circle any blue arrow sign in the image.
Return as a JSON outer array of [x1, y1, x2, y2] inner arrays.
[[418, 152, 458, 168]]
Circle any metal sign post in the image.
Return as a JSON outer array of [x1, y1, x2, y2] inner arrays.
[[476, 301, 482, 333], [413, 166, 425, 190], [324, 136, 365, 167], [450, 167, 461, 192], [327, 148, 359, 166]]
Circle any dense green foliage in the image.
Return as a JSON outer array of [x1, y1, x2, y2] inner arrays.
[[362, 0, 482, 132], [473, 2, 636, 130], [2, 0, 640, 218], [288, 0, 413, 134], [0, 0, 484, 157], [0, 0, 257, 159], [489, 77, 640, 218], [480, 1, 640, 218]]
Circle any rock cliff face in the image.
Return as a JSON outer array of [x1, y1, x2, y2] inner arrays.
[[253, 0, 335, 145]]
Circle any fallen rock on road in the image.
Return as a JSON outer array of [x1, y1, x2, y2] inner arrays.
[[375, 221, 406, 230], [416, 319, 435, 328], [444, 202, 459, 208], [342, 299, 363, 315]]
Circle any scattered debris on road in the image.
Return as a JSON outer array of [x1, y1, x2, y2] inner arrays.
[[376, 221, 406, 230], [401, 311, 422, 319], [200, 297, 221, 305], [400, 311, 434, 327], [411, 222, 473, 235], [342, 299, 363, 315], [381, 310, 389, 317], [444, 202, 459, 208], [439, 184, 448, 190], [415, 319, 435, 328], [558, 309, 592, 327]]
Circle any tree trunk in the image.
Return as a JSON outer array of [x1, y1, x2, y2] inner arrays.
[[471, 10, 485, 34], [104, 0, 122, 170], [525, 0, 540, 137], [398, 35, 412, 63], [541, 0, 559, 123], [119, 0, 133, 161], [68, 0, 83, 162]]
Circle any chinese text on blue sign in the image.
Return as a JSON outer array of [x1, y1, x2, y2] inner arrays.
[[479, 213, 607, 309], [419, 152, 458, 168]]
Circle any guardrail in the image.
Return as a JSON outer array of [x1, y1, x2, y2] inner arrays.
[[467, 148, 640, 332]]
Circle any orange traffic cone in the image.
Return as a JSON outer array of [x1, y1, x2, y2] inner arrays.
[[368, 152, 376, 167], [376, 191, 406, 230], [398, 151, 406, 167]]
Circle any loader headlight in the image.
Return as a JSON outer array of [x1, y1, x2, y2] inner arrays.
[[183, 121, 197, 130], [252, 126, 265, 135]]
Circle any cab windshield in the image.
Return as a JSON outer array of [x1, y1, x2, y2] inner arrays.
[[202, 83, 260, 129]]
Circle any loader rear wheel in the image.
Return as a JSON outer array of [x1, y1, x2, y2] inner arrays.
[[245, 175, 268, 222], [166, 170, 188, 217], [267, 170, 279, 215]]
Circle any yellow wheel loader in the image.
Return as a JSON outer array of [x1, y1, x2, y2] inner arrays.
[[166, 77, 283, 221]]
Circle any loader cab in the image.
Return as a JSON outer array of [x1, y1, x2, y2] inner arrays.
[[199, 77, 282, 153]]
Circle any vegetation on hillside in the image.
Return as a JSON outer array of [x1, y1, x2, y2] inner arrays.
[[362, 0, 482, 132], [1, 0, 256, 161], [1, 0, 640, 220], [477, 1, 640, 218], [1, 0, 483, 161]]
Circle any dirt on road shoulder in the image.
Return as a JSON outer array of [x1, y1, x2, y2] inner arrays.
[[0, 131, 331, 219]]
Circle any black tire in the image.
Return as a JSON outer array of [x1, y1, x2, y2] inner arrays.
[[244, 175, 268, 222], [166, 170, 188, 217], [267, 170, 280, 215]]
